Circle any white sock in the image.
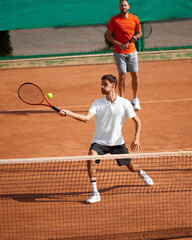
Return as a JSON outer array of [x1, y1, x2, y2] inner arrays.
[[139, 169, 145, 175], [91, 179, 98, 193]]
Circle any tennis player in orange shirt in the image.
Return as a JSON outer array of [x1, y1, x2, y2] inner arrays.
[[106, 0, 142, 110]]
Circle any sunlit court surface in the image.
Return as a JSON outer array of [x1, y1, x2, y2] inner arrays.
[[0, 59, 192, 239]]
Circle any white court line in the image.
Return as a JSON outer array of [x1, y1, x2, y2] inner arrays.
[[63, 98, 192, 109], [142, 98, 192, 104], [2, 98, 192, 113]]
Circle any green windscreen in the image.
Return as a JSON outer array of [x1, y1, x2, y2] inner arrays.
[[0, 0, 192, 31]]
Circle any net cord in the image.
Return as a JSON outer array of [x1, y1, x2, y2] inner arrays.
[[0, 151, 191, 165]]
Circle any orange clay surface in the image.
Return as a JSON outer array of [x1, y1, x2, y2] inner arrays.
[[0, 60, 192, 159], [0, 59, 192, 240]]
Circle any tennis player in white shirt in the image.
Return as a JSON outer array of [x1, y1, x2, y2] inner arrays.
[[59, 74, 153, 204]]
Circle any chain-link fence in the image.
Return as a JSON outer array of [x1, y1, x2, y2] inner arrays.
[[143, 18, 192, 51], [0, 18, 191, 59]]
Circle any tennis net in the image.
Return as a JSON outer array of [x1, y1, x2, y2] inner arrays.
[[0, 151, 192, 240]]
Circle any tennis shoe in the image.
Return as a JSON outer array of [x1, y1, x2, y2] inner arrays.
[[86, 192, 101, 204], [131, 98, 141, 111], [138, 170, 154, 186]]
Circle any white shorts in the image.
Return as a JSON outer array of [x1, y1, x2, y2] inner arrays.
[[114, 51, 138, 73]]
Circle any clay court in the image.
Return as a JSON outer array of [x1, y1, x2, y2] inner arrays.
[[0, 59, 192, 158], [0, 59, 192, 239]]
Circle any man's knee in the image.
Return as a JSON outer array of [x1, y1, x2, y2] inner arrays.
[[119, 72, 126, 77], [130, 72, 139, 80], [126, 162, 139, 172], [119, 73, 126, 83]]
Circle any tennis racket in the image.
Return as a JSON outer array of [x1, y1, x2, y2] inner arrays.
[[18, 82, 62, 113], [125, 21, 152, 47]]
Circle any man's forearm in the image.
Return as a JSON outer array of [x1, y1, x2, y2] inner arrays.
[[59, 109, 93, 122], [65, 110, 90, 122], [107, 34, 121, 47], [133, 116, 141, 142]]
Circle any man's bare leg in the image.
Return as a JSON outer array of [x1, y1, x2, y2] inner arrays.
[[130, 72, 139, 99], [130, 72, 141, 110], [126, 161, 154, 186], [118, 72, 126, 98], [86, 149, 101, 203]]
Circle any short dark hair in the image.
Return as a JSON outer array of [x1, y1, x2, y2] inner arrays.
[[101, 74, 117, 88], [119, 0, 128, 3]]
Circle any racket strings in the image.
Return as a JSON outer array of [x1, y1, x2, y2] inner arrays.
[[142, 22, 152, 39], [18, 84, 44, 105]]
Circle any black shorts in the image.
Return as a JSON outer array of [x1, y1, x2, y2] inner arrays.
[[89, 143, 132, 166]]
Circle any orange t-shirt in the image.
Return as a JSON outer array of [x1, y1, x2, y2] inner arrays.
[[107, 13, 141, 54]]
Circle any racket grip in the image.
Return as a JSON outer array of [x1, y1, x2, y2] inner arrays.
[[51, 106, 61, 112], [52, 105, 66, 116]]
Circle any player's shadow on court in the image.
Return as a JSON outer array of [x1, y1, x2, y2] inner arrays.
[[0, 184, 146, 203]]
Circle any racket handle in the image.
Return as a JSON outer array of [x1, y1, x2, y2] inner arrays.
[[51, 106, 61, 112], [125, 36, 138, 47], [51, 105, 66, 116], [125, 42, 130, 47]]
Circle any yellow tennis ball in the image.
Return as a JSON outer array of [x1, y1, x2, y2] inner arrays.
[[47, 93, 53, 99]]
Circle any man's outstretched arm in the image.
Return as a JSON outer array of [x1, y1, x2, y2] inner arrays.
[[59, 109, 94, 122]]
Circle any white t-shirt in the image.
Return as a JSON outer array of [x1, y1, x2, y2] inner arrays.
[[89, 95, 136, 146]]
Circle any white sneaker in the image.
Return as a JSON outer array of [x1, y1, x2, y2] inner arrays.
[[138, 170, 154, 186], [86, 192, 101, 204], [131, 98, 141, 111]]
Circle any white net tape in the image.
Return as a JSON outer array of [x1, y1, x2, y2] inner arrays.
[[0, 150, 191, 164]]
